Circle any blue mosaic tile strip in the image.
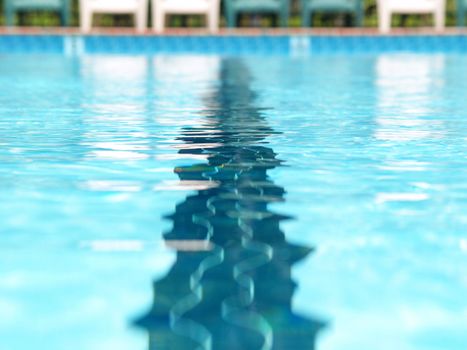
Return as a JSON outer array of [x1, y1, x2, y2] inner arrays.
[[0, 35, 64, 53], [82, 35, 291, 54], [310, 35, 467, 53], [0, 34, 466, 55]]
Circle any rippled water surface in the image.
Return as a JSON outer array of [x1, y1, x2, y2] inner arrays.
[[1, 53, 466, 350]]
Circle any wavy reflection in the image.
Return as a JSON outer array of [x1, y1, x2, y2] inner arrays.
[[136, 59, 324, 349]]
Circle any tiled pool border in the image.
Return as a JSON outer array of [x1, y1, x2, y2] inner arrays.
[[0, 28, 466, 54]]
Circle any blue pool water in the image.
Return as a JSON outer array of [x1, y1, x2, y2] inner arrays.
[[0, 44, 466, 350]]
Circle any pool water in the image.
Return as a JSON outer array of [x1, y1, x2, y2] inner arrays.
[[0, 52, 466, 350]]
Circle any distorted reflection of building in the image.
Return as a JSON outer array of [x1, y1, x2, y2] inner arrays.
[[136, 59, 324, 350]]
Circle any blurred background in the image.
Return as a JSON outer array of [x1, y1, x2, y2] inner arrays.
[[0, 0, 460, 29]]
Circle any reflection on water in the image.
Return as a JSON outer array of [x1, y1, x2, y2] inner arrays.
[[135, 59, 324, 349], [374, 55, 447, 207], [375, 55, 446, 142]]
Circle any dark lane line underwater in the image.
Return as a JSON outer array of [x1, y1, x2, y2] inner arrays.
[[134, 59, 325, 349]]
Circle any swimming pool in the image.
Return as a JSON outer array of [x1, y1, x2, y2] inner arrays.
[[0, 35, 466, 350]]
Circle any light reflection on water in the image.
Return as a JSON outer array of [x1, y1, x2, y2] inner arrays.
[[0, 52, 466, 350], [375, 55, 447, 142]]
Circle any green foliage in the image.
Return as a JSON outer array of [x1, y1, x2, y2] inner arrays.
[[0, 0, 460, 28]]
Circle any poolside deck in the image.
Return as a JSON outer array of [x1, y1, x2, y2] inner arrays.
[[0, 26, 467, 36]]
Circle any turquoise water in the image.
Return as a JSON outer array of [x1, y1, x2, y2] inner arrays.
[[0, 52, 466, 350]]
